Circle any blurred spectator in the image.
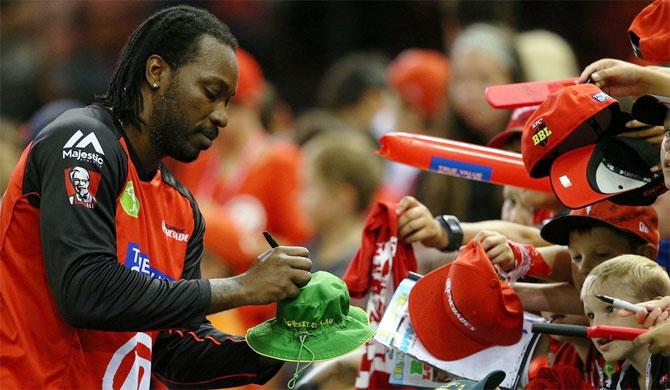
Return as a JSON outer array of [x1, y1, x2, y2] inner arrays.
[[18, 99, 82, 147], [383, 48, 451, 200], [316, 52, 391, 144], [259, 81, 295, 135], [414, 23, 523, 221], [387, 48, 450, 128], [516, 29, 579, 81], [301, 132, 383, 277], [292, 108, 351, 147]]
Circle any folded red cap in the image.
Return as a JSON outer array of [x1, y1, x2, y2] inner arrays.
[[550, 136, 666, 208], [387, 49, 450, 120], [488, 105, 539, 149], [540, 200, 659, 249], [521, 84, 619, 178], [408, 241, 523, 361], [629, 0, 670, 63], [232, 48, 265, 105]]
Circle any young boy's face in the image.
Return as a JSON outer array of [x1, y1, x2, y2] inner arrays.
[[582, 284, 645, 363], [501, 186, 534, 226], [568, 227, 634, 290]]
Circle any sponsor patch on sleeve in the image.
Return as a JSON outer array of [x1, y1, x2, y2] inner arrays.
[[64, 166, 101, 209], [62, 130, 105, 166]]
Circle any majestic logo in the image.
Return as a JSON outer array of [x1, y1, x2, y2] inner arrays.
[[124, 242, 174, 281], [64, 130, 105, 154], [64, 167, 100, 209], [103, 332, 152, 390], [161, 220, 189, 242], [63, 130, 105, 166], [530, 118, 552, 147], [120, 181, 140, 218]]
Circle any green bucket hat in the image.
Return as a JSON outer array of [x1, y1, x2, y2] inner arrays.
[[245, 271, 374, 362]]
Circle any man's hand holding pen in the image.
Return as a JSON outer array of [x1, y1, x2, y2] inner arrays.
[[238, 232, 312, 305]]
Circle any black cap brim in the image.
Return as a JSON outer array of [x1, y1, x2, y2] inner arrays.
[[632, 95, 670, 126], [541, 215, 620, 245]]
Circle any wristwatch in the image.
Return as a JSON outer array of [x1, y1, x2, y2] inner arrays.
[[435, 215, 463, 252]]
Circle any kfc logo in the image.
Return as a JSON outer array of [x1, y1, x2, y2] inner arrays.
[[65, 167, 100, 209]]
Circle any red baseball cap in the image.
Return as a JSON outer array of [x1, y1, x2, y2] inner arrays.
[[629, 0, 670, 63], [550, 136, 667, 208], [540, 200, 659, 249], [408, 241, 523, 361], [521, 84, 622, 178], [387, 49, 450, 120], [232, 48, 265, 105], [488, 105, 539, 150]]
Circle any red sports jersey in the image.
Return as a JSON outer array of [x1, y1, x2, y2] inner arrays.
[[0, 105, 278, 389]]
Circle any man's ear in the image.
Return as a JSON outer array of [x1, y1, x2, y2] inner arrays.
[[636, 243, 658, 260], [145, 55, 170, 89]]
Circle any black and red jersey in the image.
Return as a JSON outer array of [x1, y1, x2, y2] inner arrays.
[[0, 105, 279, 388]]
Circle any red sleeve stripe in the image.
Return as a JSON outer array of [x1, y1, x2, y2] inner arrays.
[[168, 329, 244, 345]]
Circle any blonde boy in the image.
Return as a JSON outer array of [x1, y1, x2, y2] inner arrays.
[[581, 255, 670, 389]]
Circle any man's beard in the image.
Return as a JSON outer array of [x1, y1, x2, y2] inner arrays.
[[149, 82, 201, 163]]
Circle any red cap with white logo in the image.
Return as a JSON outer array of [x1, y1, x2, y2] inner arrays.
[[408, 241, 523, 361]]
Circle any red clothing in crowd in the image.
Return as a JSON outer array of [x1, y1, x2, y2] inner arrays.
[[343, 202, 417, 389]]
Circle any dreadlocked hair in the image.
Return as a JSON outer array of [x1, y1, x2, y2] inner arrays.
[[96, 5, 238, 129]]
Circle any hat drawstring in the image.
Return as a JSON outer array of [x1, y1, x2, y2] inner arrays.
[[287, 332, 315, 389]]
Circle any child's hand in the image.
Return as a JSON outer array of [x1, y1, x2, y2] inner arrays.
[[618, 296, 670, 328], [473, 230, 514, 272], [396, 196, 447, 249], [633, 322, 670, 357], [579, 58, 649, 97], [579, 58, 670, 97]]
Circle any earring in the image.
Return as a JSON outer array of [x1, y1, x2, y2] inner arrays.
[[152, 82, 159, 89]]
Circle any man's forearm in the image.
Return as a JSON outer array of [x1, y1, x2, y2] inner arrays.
[[207, 276, 249, 314]]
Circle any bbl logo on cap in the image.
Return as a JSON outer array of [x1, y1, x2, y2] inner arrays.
[[531, 118, 552, 147]]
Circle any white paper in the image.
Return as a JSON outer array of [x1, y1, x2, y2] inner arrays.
[[375, 276, 546, 389]]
